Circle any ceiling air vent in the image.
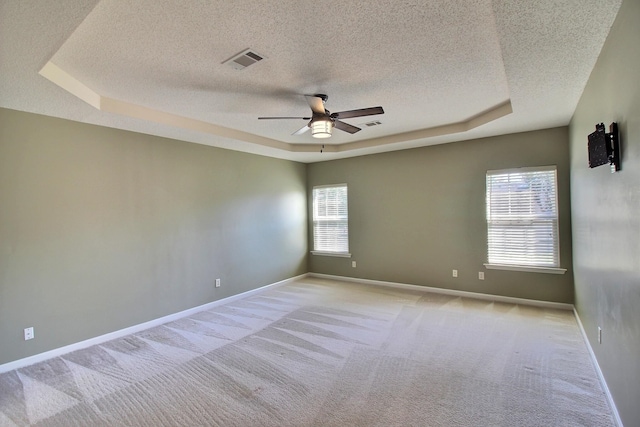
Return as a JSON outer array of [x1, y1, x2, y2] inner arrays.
[[363, 120, 382, 127], [223, 49, 264, 70]]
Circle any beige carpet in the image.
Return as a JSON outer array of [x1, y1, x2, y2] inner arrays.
[[0, 277, 615, 426]]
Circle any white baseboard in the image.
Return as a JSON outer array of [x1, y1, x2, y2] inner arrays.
[[0, 273, 308, 374], [309, 273, 574, 310], [573, 308, 623, 427]]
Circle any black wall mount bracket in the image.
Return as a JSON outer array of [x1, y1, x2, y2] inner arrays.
[[588, 122, 620, 172]]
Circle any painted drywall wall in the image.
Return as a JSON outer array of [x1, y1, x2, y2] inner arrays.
[[569, 0, 640, 424], [308, 127, 574, 303], [0, 108, 307, 365]]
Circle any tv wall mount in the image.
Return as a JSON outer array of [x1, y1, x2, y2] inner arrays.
[[588, 122, 620, 172]]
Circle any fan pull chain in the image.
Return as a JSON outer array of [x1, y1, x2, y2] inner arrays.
[[320, 144, 324, 153]]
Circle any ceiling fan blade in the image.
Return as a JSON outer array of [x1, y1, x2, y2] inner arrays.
[[331, 106, 384, 120], [292, 125, 310, 135], [258, 116, 311, 120], [305, 95, 327, 115], [334, 120, 361, 134]]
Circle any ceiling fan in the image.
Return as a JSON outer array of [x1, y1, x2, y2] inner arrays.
[[258, 94, 384, 139]]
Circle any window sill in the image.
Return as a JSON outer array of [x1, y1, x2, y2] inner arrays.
[[311, 251, 352, 258], [484, 264, 567, 274]]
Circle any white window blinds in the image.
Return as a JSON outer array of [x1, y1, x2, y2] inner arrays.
[[486, 166, 560, 268], [313, 184, 349, 254]]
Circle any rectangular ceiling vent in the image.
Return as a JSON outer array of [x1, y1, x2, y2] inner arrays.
[[223, 49, 264, 70], [364, 120, 382, 127]]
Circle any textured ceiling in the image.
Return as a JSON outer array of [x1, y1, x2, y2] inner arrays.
[[0, 0, 622, 162]]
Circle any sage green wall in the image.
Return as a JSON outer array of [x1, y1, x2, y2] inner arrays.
[[308, 127, 574, 303], [0, 108, 307, 366], [569, 0, 640, 424]]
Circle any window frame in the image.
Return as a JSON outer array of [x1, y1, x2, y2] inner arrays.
[[311, 183, 351, 257], [484, 166, 566, 274]]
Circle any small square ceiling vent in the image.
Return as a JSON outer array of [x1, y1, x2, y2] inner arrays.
[[363, 120, 382, 127], [223, 49, 264, 70]]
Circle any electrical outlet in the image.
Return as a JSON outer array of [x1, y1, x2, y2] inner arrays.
[[598, 326, 602, 344], [478, 271, 485, 280], [452, 269, 458, 278], [352, 261, 357, 268], [24, 327, 34, 341], [215, 278, 221, 288]]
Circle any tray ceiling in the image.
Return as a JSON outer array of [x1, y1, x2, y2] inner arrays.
[[0, 0, 622, 162]]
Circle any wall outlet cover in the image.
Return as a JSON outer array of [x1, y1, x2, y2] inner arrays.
[[24, 327, 34, 340]]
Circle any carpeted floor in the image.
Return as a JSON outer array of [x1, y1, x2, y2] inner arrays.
[[0, 277, 615, 426]]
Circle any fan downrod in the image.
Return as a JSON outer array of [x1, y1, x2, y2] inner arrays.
[[313, 94, 328, 103]]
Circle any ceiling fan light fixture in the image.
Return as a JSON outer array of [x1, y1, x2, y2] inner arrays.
[[258, 94, 383, 138], [311, 119, 333, 138]]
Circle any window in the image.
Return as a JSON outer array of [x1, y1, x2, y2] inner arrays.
[[485, 166, 565, 273], [312, 184, 350, 256]]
